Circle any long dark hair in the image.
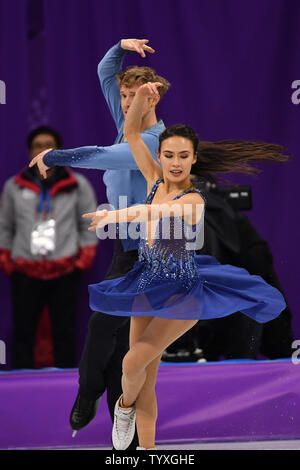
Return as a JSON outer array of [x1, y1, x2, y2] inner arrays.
[[158, 125, 292, 185]]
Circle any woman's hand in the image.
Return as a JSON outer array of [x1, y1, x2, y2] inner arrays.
[[29, 148, 53, 179], [120, 38, 155, 58], [82, 209, 109, 231], [123, 82, 164, 136], [123, 82, 163, 139], [135, 81, 164, 103]]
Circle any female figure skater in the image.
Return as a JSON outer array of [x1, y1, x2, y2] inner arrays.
[[83, 81, 289, 451]]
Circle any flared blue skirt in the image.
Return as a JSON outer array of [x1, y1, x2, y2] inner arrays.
[[88, 254, 286, 323]]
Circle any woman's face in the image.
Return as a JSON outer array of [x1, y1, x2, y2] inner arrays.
[[158, 136, 197, 182]]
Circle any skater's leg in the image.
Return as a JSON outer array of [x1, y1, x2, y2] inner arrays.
[[79, 237, 138, 401], [126, 315, 161, 449], [79, 311, 129, 400], [134, 353, 162, 449], [105, 318, 131, 421], [122, 317, 198, 407], [108, 314, 160, 449], [121, 317, 198, 448]]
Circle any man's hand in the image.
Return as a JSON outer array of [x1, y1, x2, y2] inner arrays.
[[120, 38, 155, 58], [29, 148, 53, 179]]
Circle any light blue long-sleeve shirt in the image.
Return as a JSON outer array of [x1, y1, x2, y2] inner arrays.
[[44, 40, 166, 251]]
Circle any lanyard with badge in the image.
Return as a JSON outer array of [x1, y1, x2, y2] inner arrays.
[[30, 188, 56, 256]]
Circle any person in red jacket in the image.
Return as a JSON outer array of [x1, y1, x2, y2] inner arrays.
[[0, 126, 98, 369]]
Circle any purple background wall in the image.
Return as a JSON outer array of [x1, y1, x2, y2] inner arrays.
[[0, 0, 299, 368]]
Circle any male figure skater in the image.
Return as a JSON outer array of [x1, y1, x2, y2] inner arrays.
[[30, 38, 170, 449]]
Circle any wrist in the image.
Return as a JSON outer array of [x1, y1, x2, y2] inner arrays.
[[43, 149, 55, 167], [104, 209, 116, 225], [119, 40, 132, 54], [120, 39, 130, 50]]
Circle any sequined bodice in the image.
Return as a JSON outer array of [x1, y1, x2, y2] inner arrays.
[[136, 178, 206, 292]]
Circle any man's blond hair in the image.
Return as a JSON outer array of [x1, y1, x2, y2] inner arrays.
[[116, 65, 171, 99]]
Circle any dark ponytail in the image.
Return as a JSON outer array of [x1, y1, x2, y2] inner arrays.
[[158, 125, 292, 185]]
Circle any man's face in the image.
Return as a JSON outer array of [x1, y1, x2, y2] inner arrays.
[[29, 133, 57, 160], [120, 85, 139, 117], [120, 84, 155, 118]]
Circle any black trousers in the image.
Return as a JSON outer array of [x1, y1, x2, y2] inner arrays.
[[78, 238, 139, 448], [11, 269, 81, 369]]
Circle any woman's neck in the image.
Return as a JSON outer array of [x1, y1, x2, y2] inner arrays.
[[162, 176, 195, 195]]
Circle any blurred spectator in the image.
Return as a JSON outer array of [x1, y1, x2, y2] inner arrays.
[[0, 126, 98, 369]]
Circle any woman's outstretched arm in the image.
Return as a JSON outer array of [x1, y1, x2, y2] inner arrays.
[[83, 192, 205, 231], [123, 82, 164, 182]]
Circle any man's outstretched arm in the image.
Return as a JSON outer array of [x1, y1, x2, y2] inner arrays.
[[29, 132, 162, 176]]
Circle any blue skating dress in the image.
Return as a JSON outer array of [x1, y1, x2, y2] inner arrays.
[[89, 178, 286, 322]]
